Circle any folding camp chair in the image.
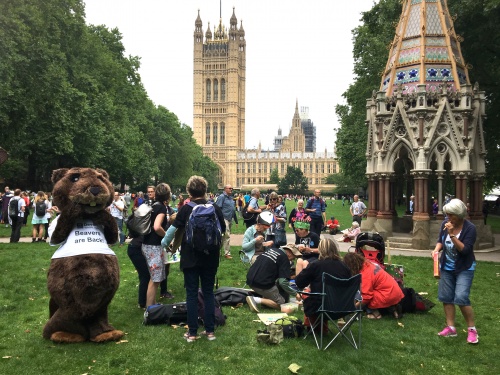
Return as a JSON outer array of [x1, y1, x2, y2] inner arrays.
[[239, 250, 251, 288], [302, 273, 363, 350]]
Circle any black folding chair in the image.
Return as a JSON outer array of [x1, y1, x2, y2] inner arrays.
[[302, 273, 363, 350]]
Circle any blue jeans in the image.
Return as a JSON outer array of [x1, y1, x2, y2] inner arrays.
[[183, 266, 217, 335], [114, 217, 125, 244], [438, 269, 475, 306]]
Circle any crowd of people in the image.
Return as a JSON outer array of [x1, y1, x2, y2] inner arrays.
[[1, 180, 480, 345]]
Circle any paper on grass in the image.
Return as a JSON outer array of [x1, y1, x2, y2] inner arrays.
[[257, 313, 288, 325]]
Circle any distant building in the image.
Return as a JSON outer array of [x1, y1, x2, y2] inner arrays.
[[192, 8, 336, 190], [300, 106, 316, 153]]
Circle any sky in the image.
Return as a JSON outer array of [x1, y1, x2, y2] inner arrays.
[[83, 0, 380, 152]]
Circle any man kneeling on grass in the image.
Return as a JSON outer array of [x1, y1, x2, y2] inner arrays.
[[245, 245, 302, 312]]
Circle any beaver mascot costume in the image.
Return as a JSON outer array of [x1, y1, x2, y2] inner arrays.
[[43, 167, 124, 343]]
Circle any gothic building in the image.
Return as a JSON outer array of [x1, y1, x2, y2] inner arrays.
[[193, 8, 336, 190], [363, 0, 492, 249]]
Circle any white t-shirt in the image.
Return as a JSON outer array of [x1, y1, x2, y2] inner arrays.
[[49, 216, 116, 259], [109, 199, 124, 219]]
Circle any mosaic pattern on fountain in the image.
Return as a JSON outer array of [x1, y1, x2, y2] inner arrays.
[[399, 47, 421, 65], [405, 5, 422, 38], [411, 0, 422, 4], [426, 3, 442, 34], [426, 37, 446, 46], [395, 67, 420, 84], [382, 73, 392, 91], [401, 38, 421, 49], [457, 68, 468, 84], [425, 66, 453, 81], [425, 47, 449, 62], [425, 0, 438, 3]]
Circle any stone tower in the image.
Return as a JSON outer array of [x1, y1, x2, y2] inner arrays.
[[193, 8, 246, 186], [363, 0, 491, 249]]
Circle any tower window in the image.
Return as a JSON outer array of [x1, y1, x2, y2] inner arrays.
[[214, 79, 218, 102], [213, 123, 218, 145], [205, 123, 210, 145], [220, 122, 225, 145], [221, 79, 226, 101], [206, 79, 211, 102]]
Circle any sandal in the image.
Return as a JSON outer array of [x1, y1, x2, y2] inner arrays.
[[366, 312, 382, 319], [200, 331, 216, 341], [183, 332, 200, 343]]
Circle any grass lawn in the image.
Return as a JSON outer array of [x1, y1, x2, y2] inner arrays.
[[0, 240, 499, 375]]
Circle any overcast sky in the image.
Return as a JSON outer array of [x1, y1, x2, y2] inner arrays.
[[84, 0, 380, 151]]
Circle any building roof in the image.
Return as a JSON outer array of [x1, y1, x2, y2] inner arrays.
[[381, 0, 470, 96]]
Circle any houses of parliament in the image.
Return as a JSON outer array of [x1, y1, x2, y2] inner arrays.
[[193, 8, 337, 190]]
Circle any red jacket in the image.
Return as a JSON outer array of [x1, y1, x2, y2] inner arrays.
[[359, 261, 404, 309]]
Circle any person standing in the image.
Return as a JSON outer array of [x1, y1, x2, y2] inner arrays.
[[245, 188, 266, 228], [162, 176, 226, 342], [432, 199, 479, 344], [9, 188, 25, 243], [109, 192, 125, 246], [1, 186, 13, 226], [142, 183, 170, 307], [215, 184, 238, 259], [350, 195, 367, 226], [31, 191, 49, 242], [305, 189, 326, 236]]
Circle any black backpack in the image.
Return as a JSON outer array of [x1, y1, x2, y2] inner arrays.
[[241, 200, 255, 221], [9, 197, 19, 218], [197, 289, 226, 327], [35, 200, 47, 217], [143, 303, 188, 325], [185, 202, 222, 255]]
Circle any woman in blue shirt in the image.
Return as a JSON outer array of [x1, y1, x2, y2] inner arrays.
[[432, 199, 479, 344]]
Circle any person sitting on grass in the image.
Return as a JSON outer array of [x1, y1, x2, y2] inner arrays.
[[295, 238, 351, 330], [241, 212, 275, 265], [294, 218, 320, 276], [245, 245, 303, 313], [338, 221, 361, 242], [325, 216, 340, 235], [343, 252, 404, 319]]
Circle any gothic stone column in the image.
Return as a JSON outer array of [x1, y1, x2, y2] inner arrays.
[[411, 170, 431, 250]]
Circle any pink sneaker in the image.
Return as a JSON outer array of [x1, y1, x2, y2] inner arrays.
[[438, 326, 457, 337], [467, 329, 479, 344]]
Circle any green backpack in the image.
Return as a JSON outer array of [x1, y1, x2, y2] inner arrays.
[[273, 316, 304, 338]]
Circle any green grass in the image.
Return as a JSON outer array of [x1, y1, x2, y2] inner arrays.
[[0, 241, 499, 375]]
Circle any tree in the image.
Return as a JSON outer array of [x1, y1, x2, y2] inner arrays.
[[267, 168, 280, 184], [277, 166, 308, 195], [335, 0, 402, 192]]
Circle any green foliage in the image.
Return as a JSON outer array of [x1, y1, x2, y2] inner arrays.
[[277, 166, 308, 195], [0, 0, 215, 193], [335, 0, 402, 191], [267, 168, 280, 184]]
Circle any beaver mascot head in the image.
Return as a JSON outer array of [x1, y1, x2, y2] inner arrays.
[[43, 167, 123, 343]]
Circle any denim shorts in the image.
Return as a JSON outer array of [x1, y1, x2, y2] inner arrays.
[[438, 269, 474, 306]]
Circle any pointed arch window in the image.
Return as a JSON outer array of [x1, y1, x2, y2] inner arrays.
[[220, 122, 225, 145], [213, 79, 218, 102], [213, 122, 218, 145], [205, 123, 210, 145], [206, 79, 211, 102], [221, 79, 226, 101]]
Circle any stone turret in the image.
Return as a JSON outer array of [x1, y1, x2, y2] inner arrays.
[[363, 0, 490, 249]]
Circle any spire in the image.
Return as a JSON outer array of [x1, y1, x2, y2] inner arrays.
[[380, 0, 470, 96], [239, 20, 245, 37], [230, 7, 237, 26], [195, 9, 202, 28], [205, 22, 212, 41]]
